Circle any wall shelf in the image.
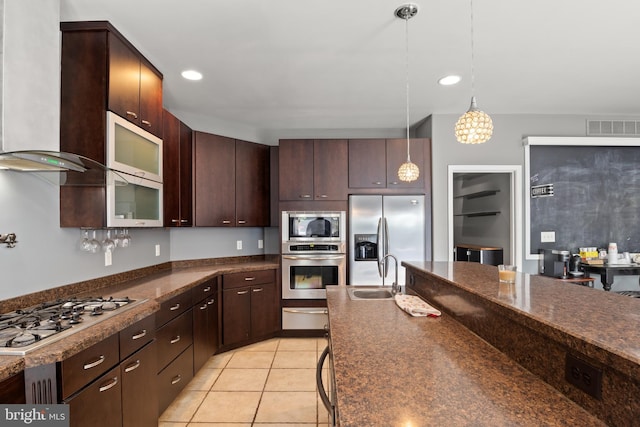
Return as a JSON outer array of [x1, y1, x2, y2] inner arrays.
[[455, 211, 501, 218], [454, 189, 500, 200]]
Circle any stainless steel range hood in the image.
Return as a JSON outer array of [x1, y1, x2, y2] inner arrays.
[[0, 150, 128, 186]]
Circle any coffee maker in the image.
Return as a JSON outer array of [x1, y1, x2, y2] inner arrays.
[[539, 249, 570, 279]]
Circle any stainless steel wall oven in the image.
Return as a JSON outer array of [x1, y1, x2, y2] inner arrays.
[[281, 211, 346, 299]]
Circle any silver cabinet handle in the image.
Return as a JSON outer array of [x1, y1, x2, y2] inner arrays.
[[171, 219, 180, 223], [207, 299, 215, 305], [169, 303, 180, 311], [171, 375, 182, 385], [126, 111, 138, 119], [134, 221, 146, 225], [244, 277, 256, 281], [373, 181, 383, 185], [389, 181, 399, 185], [222, 220, 232, 224], [170, 335, 181, 344], [252, 287, 263, 293], [131, 330, 147, 340], [123, 360, 141, 373], [204, 286, 211, 292], [200, 303, 208, 310], [83, 355, 105, 370], [99, 377, 118, 393], [180, 219, 188, 223], [237, 290, 249, 295], [134, 171, 146, 177], [318, 194, 328, 198], [238, 220, 246, 224], [299, 194, 312, 198], [141, 119, 151, 127]]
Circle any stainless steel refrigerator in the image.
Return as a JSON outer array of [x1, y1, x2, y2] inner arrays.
[[349, 195, 425, 287]]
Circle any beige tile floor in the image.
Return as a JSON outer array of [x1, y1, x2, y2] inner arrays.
[[159, 337, 330, 427]]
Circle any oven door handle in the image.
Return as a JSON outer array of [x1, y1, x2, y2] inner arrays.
[[282, 255, 345, 261], [283, 308, 329, 315]]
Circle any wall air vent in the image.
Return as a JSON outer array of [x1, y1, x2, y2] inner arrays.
[[587, 120, 640, 136]]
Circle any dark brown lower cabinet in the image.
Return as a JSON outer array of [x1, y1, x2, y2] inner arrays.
[[222, 276, 279, 348], [223, 286, 251, 345], [193, 295, 219, 372], [0, 371, 25, 403], [121, 341, 157, 427], [157, 345, 194, 415], [66, 365, 123, 427]]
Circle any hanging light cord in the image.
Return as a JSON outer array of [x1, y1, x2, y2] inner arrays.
[[469, 0, 476, 98], [404, 12, 411, 162]]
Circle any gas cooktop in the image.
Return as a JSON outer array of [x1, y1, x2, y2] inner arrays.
[[0, 296, 146, 356]]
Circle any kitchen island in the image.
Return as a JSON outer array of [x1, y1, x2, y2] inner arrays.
[[326, 261, 640, 426]]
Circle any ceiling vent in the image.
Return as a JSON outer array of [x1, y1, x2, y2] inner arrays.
[[586, 120, 640, 136]]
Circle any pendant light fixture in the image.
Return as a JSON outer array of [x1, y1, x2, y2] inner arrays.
[[395, 4, 420, 182], [454, 0, 493, 144]]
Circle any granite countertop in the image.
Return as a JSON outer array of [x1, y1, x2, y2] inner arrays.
[[0, 259, 278, 380], [326, 285, 605, 426], [404, 261, 640, 377]]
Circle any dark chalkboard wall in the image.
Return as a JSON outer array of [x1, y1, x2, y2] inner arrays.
[[529, 145, 640, 255]]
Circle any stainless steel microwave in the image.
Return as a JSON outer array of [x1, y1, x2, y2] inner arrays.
[[281, 211, 346, 244]]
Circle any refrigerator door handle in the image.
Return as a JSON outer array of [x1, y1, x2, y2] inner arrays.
[[376, 217, 383, 278], [383, 217, 390, 277]]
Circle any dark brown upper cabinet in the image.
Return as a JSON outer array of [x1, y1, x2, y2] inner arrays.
[[163, 109, 193, 227], [278, 139, 348, 201], [348, 138, 429, 191], [193, 132, 269, 227]]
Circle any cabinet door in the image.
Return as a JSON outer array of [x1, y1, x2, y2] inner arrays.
[[156, 309, 194, 370], [348, 139, 386, 188], [314, 139, 348, 200], [163, 110, 193, 227], [193, 132, 236, 226], [223, 287, 251, 346], [66, 366, 122, 427], [193, 296, 218, 372], [0, 371, 25, 404], [236, 140, 269, 226], [139, 57, 163, 137], [250, 283, 279, 338], [121, 341, 157, 427], [386, 138, 425, 189], [279, 139, 314, 200], [157, 346, 193, 416], [108, 33, 141, 126]]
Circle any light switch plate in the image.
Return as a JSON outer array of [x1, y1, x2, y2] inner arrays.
[[541, 231, 556, 243]]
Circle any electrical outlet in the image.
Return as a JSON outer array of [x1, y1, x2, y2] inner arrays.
[[104, 250, 112, 266], [155, 244, 160, 256], [565, 354, 602, 400], [541, 231, 556, 243], [237, 240, 242, 250], [258, 239, 264, 249]]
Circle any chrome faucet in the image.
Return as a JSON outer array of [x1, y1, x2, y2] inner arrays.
[[380, 254, 400, 295]]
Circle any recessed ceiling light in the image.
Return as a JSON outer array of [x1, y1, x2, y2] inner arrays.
[[181, 70, 203, 81], [438, 75, 461, 86]]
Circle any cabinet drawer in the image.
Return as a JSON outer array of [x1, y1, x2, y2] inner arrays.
[[192, 277, 217, 301], [65, 365, 122, 427], [156, 290, 192, 327], [60, 333, 120, 400], [224, 270, 275, 289], [157, 345, 193, 416], [156, 309, 193, 370], [119, 315, 155, 359]]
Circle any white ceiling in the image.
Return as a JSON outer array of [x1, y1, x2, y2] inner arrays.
[[60, 0, 640, 138]]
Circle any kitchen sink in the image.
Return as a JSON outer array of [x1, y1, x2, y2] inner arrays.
[[347, 287, 395, 300]]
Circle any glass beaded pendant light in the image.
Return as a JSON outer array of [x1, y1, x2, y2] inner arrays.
[[395, 4, 420, 182], [454, 0, 493, 144]]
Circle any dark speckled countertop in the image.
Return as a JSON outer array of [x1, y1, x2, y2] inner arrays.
[[327, 285, 604, 426], [0, 258, 278, 380]]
